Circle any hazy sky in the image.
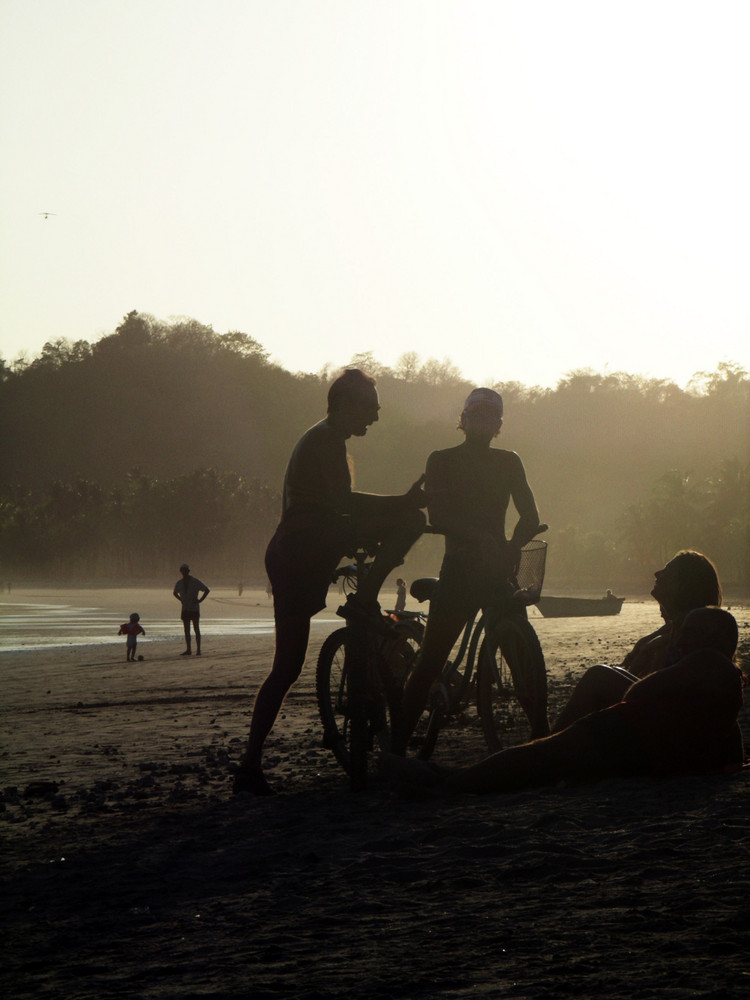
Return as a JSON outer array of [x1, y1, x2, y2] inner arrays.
[[2, 0, 748, 388]]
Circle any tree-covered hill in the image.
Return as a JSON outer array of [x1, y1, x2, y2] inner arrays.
[[1, 312, 748, 587]]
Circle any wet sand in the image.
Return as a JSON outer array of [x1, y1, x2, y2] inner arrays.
[[2, 589, 749, 998]]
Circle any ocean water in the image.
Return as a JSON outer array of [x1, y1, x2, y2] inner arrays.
[[0, 603, 283, 652], [1, 590, 747, 657]]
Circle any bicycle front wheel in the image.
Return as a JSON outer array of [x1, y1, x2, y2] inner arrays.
[[477, 617, 549, 753], [315, 627, 387, 787]]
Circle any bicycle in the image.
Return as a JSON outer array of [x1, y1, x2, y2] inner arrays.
[[412, 526, 549, 759], [315, 545, 425, 790]]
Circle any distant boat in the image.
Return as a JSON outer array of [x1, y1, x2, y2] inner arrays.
[[536, 595, 625, 618]]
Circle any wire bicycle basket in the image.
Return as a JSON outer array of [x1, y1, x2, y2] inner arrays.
[[514, 539, 547, 605]]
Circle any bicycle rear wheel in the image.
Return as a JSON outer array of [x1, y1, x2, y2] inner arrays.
[[390, 619, 424, 688], [477, 617, 549, 753]]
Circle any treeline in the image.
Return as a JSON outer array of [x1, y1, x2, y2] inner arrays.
[[550, 459, 749, 589], [0, 470, 279, 583], [0, 460, 745, 589], [1, 312, 748, 588]]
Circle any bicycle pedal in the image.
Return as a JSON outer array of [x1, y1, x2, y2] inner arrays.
[[428, 682, 452, 712]]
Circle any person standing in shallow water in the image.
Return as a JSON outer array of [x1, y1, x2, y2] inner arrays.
[[233, 368, 426, 797], [173, 564, 210, 656]]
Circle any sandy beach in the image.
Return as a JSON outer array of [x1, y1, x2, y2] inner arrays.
[[2, 587, 749, 998]]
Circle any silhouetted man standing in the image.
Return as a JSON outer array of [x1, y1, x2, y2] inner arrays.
[[173, 563, 210, 656], [233, 369, 426, 795]]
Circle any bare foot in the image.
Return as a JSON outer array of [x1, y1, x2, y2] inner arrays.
[[232, 766, 276, 797]]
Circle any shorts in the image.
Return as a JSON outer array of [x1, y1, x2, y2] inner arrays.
[[429, 553, 505, 622], [181, 610, 200, 624], [266, 505, 423, 622], [265, 523, 350, 622]]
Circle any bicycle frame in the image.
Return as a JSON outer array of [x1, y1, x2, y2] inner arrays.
[[414, 528, 548, 758], [317, 544, 423, 789], [430, 610, 484, 707]]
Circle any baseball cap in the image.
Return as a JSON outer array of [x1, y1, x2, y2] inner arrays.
[[463, 387, 503, 416]]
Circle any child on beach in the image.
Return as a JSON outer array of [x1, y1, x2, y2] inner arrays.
[[118, 613, 145, 662], [383, 607, 745, 797]]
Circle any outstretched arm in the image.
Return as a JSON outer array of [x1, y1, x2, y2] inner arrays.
[[349, 475, 427, 517]]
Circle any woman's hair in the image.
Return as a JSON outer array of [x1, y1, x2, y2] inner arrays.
[[327, 369, 377, 412], [670, 550, 722, 613]]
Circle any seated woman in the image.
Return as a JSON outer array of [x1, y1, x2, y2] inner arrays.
[[384, 607, 745, 797], [552, 550, 723, 733]]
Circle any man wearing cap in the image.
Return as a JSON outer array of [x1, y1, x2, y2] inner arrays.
[[233, 368, 426, 795], [392, 387, 542, 754], [173, 564, 210, 656]]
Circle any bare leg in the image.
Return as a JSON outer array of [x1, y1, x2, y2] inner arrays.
[[235, 615, 311, 794], [391, 603, 468, 755], [442, 725, 595, 795], [182, 618, 192, 654], [551, 664, 634, 733], [194, 620, 202, 655], [355, 508, 425, 606]]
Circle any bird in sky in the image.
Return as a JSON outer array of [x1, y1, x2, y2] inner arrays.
[[38, 212, 56, 220]]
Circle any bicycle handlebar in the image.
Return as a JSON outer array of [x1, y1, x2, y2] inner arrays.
[[423, 523, 548, 539]]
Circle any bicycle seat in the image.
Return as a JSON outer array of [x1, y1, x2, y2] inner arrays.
[[410, 577, 438, 603], [332, 562, 358, 582]]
